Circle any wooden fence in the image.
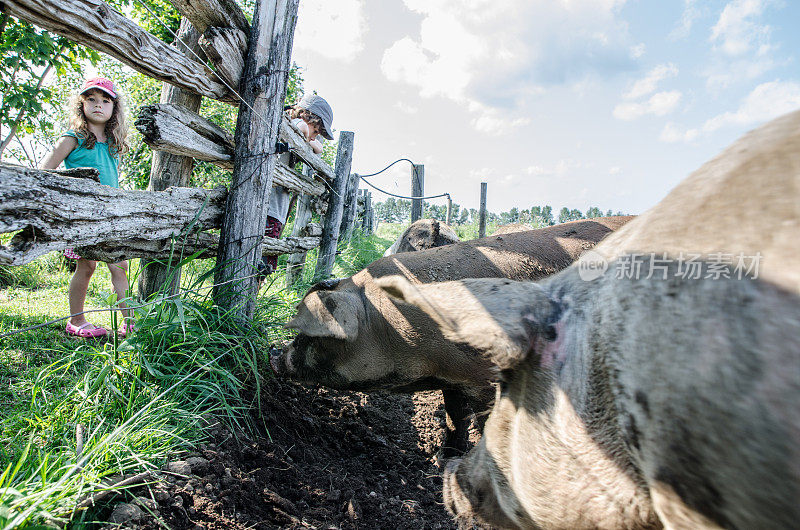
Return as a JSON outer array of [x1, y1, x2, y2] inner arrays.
[[0, 0, 359, 318]]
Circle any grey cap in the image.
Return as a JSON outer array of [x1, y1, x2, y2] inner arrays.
[[297, 94, 334, 140]]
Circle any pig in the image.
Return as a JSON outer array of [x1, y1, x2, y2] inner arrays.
[[375, 110, 800, 528], [271, 216, 633, 460], [490, 223, 534, 236], [383, 218, 460, 256]]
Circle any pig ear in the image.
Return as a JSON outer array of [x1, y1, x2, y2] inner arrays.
[[286, 290, 360, 341], [377, 275, 558, 370]]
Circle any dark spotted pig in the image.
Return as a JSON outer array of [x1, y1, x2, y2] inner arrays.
[[376, 110, 800, 529], [271, 216, 633, 460]]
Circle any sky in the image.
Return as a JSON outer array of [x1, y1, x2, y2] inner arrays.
[[289, 0, 800, 215]]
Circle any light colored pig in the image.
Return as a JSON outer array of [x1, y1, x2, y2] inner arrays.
[[383, 218, 460, 257], [272, 216, 633, 460], [376, 110, 800, 529]]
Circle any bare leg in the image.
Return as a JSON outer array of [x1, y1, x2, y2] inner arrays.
[[68, 258, 98, 327], [107, 260, 131, 321]]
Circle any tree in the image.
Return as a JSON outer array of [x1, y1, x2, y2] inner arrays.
[[558, 207, 584, 223], [529, 205, 554, 227], [0, 15, 100, 158], [585, 206, 602, 218]]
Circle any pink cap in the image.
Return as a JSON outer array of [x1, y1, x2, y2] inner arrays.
[[80, 77, 118, 99]]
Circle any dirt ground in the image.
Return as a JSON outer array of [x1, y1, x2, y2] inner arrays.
[[99, 377, 485, 529]]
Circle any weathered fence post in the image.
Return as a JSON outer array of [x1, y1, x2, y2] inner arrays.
[[285, 165, 313, 287], [338, 172, 360, 243], [365, 191, 374, 234], [446, 195, 452, 225], [411, 163, 424, 222], [478, 182, 487, 239], [138, 19, 204, 301], [214, 0, 299, 319], [313, 131, 354, 281]]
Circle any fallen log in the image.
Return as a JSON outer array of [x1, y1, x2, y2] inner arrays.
[[0, 163, 225, 265], [1, 0, 232, 101], [0, 164, 321, 264]]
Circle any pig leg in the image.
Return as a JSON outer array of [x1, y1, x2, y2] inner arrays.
[[440, 387, 475, 464]]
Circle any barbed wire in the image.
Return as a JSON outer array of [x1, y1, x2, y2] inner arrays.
[[356, 158, 451, 202], [0, 227, 366, 340]]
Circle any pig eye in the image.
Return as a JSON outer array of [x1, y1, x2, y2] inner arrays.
[[496, 369, 513, 394]]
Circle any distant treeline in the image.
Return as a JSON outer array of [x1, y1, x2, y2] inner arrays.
[[374, 197, 627, 228]]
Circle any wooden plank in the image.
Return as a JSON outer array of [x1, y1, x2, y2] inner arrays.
[[77, 234, 319, 262], [0, 163, 226, 266], [168, 0, 249, 34], [213, 0, 300, 318], [273, 163, 325, 196], [2, 0, 232, 101], [138, 19, 204, 299], [411, 163, 424, 222], [479, 182, 487, 238], [338, 172, 360, 243], [314, 131, 354, 281], [135, 103, 330, 193], [0, 163, 321, 264], [135, 103, 235, 167], [199, 26, 248, 90]]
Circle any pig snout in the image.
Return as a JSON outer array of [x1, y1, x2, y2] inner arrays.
[[269, 344, 293, 376]]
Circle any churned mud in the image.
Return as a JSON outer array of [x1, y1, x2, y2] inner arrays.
[[99, 378, 486, 529]]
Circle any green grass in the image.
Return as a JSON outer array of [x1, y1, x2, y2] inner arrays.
[[0, 226, 411, 528], [0, 250, 312, 528]]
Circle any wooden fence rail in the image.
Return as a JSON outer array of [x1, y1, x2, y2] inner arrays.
[[2, 0, 356, 317], [0, 163, 319, 265]]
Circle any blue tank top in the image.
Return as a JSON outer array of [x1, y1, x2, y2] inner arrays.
[[62, 131, 119, 188]]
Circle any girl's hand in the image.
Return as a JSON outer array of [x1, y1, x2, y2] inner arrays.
[[40, 136, 78, 170]]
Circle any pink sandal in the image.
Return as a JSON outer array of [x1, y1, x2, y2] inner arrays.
[[66, 321, 108, 338], [117, 322, 135, 338]]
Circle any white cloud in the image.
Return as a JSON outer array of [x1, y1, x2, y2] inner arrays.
[[670, 0, 702, 39], [623, 63, 679, 99], [704, 55, 777, 91], [525, 159, 585, 177], [294, 0, 366, 61], [703, 80, 800, 131], [660, 122, 699, 143], [659, 80, 800, 142], [394, 101, 419, 114], [614, 90, 682, 120], [710, 0, 772, 57], [381, 0, 635, 132], [630, 44, 646, 59]]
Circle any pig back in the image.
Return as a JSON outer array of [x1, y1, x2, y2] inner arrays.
[[359, 216, 634, 285]]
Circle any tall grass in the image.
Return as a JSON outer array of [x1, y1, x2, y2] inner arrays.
[[0, 255, 289, 528]]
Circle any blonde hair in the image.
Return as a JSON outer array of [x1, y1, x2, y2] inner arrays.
[[67, 87, 130, 157]]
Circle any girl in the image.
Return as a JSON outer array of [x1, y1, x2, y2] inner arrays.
[[41, 77, 132, 338], [260, 94, 334, 279]]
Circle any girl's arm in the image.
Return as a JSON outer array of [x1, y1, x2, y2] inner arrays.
[[308, 139, 323, 154], [40, 136, 78, 169]]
